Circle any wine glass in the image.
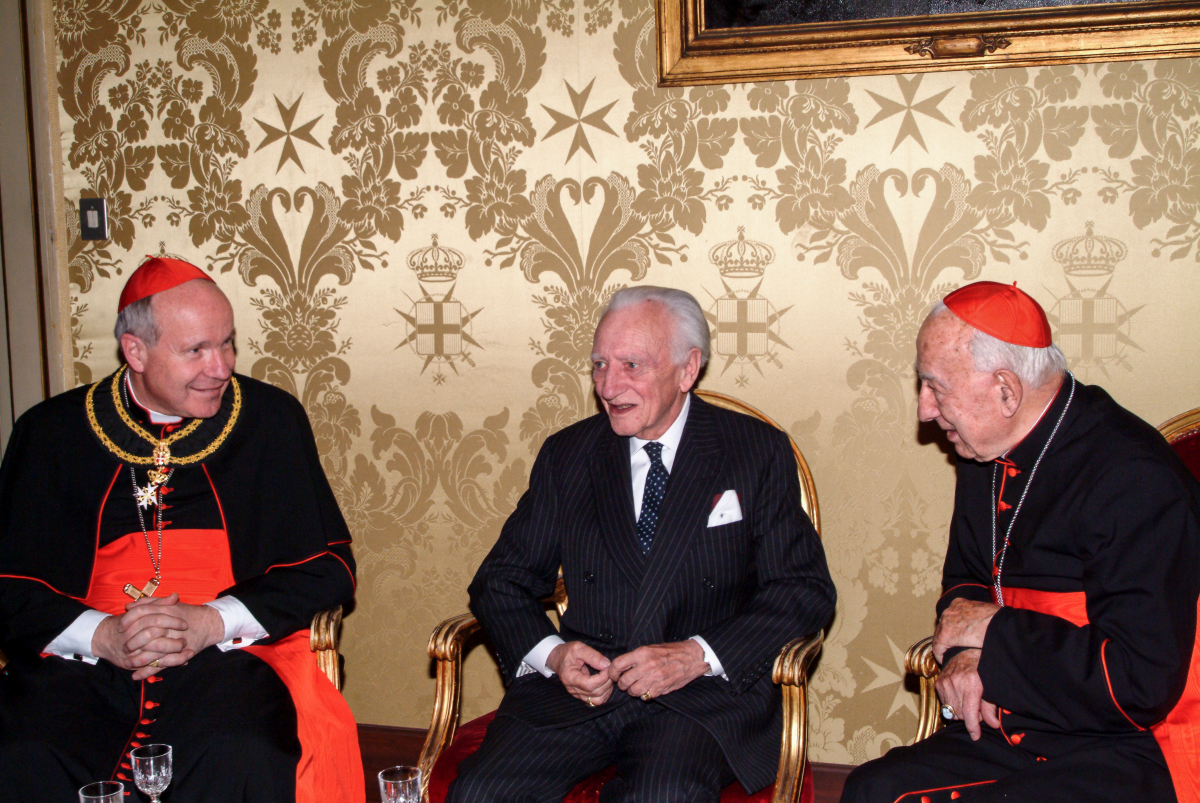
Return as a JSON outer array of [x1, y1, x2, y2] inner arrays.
[[378, 765, 421, 803], [79, 781, 123, 803], [130, 744, 173, 803]]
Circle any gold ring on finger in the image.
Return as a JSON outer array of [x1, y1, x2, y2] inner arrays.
[[641, 691, 653, 701], [149, 659, 161, 668], [941, 704, 955, 720], [586, 697, 595, 707]]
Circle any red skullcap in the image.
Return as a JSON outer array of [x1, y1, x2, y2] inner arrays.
[[945, 280, 1051, 345], [118, 257, 213, 313], [943, 281, 1053, 348]]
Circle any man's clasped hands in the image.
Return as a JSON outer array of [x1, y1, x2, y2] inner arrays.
[[90, 593, 225, 681], [546, 639, 711, 705]]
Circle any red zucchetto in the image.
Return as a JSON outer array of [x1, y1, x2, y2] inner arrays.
[[943, 280, 1053, 348], [118, 257, 213, 313]]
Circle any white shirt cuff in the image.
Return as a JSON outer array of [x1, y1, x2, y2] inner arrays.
[[690, 635, 727, 680], [518, 634, 566, 678], [44, 609, 109, 664], [205, 596, 268, 651]]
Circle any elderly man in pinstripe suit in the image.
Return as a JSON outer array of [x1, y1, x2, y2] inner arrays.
[[447, 285, 835, 803]]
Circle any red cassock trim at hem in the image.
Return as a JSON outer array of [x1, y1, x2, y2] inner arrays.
[[893, 779, 996, 803]]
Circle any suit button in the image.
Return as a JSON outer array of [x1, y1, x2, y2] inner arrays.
[[702, 577, 715, 590], [584, 572, 595, 583], [600, 631, 613, 642]]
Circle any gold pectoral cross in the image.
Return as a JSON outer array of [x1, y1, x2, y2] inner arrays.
[[123, 578, 159, 600]]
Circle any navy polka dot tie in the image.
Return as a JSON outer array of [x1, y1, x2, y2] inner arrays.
[[637, 442, 668, 553]]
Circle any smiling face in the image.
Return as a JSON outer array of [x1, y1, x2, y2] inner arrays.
[[915, 311, 1011, 461], [121, 279, 236, 419], [591, 301, 701, 440]]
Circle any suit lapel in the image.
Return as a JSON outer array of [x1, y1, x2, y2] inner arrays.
[[630, 396, 724, 639], [589, 428, 645, 586]]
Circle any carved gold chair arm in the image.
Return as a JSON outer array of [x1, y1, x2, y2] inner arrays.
[[310, 605, 343, 690], [770, 631, 823, 803], [419, 610, 482, 801], [905, 636, 943, 743]]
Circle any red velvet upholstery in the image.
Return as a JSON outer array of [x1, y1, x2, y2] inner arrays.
[[427, 712, 814, 803], [1169, 428, 1200, 483]]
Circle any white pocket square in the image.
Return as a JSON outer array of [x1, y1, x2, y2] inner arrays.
[[707, 489, 743, 527]]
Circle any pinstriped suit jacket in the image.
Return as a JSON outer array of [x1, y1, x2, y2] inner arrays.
[[468, 394, 836, 793]]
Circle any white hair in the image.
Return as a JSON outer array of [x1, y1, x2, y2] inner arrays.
[[600, 286, 710, 368], [113, 296, 159, 345], [928, 301, 1066, 388]]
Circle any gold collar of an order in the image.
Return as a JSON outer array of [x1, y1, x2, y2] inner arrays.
[[85, 366, 241, 467]]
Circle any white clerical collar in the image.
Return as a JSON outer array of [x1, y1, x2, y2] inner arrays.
[[629, 392, 691, 459], [125, 372, 183, 425]]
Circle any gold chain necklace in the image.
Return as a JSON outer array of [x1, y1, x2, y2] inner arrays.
[[86, 366, 242, 478]]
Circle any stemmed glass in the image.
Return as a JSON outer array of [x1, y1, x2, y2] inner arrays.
[[378, 765, 421, 803], [130, 744, 173, 802], [79, 781, 123, 803]]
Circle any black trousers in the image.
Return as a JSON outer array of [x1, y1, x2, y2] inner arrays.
[[0, 647, 299, 802], [446, 698, 738, 803], [840, 721, 1177, 803]]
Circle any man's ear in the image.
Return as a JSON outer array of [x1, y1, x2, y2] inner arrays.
[[995, 369, 1024, 418], [679, 348, 702, 393], [120, 333, 148, 373]]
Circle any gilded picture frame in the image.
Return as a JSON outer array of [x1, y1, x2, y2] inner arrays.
[[657, 0, 1200, 86]]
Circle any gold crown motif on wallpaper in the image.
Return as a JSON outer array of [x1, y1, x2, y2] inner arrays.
[[709, 227, 775, 279], [1052, 222, 1127, 277], [408, 234, 465, 282]]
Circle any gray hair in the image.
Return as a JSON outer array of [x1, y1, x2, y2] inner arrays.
[[928, 301, 1066, 388], [600, 286, 710, 368], [113, 296, 159, 345]]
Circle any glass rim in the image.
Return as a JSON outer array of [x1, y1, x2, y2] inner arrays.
[[130, 743, 172, 758], [378, 765, 421, 782], [79, 780, 124, 796]]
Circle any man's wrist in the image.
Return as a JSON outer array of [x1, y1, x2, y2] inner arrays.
[[522, 635, 566, 678], [940, 645, 981, 666], [688, 635, 724, 679]]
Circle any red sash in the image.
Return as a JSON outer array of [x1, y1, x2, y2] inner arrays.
[[1000, 587, 1200, 803], [84, 530, 364, 803]]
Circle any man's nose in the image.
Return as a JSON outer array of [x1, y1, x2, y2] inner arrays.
[[596, 368, 625, 400], [209, 349, 234, 379], [916, 386, 937, 423]]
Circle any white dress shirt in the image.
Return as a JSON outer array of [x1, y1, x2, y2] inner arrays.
[[42, 376, 268, 663], [518, 394, 727, 680]]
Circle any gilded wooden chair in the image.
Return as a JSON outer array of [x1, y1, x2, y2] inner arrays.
[[312, 605, 345, 688], [0, 607, 344, 688], [1159, 406, 1200, 482], [905, 404, 1200, 743], [420, 390, 824, 803]]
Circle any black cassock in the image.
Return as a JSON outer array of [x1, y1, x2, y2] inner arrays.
[[0, 371, 357, 802], [844, 376, 1200, 803]]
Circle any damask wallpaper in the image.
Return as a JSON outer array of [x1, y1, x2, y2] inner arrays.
[[50, 0, 1200, 764]]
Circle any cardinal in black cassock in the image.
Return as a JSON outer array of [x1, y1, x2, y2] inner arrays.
[[0, 258, 363, 802], [842, 282, 1200, 803]]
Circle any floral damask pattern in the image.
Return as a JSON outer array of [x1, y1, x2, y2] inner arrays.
[[1093, 60, 1200, 259], [54, 0, 1198, 755]]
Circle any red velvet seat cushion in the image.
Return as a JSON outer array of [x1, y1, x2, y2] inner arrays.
[[1169, 430, 1200, 483], [426, 711, 814, 803]]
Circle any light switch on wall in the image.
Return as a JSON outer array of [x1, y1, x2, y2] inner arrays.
[[79, 198, 107, 241]]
